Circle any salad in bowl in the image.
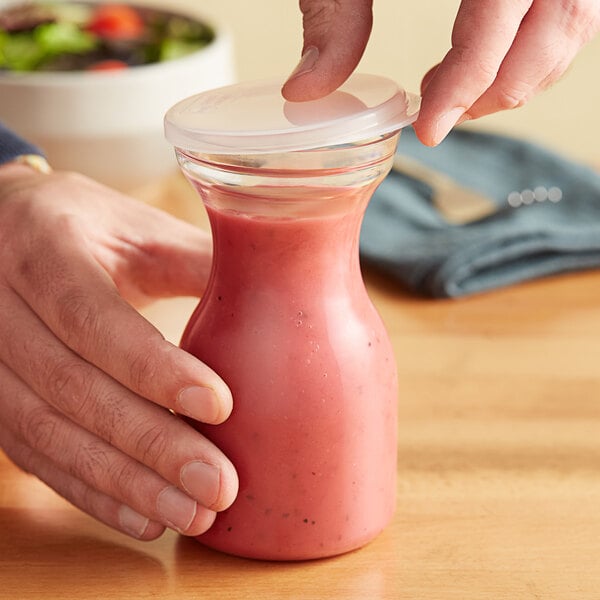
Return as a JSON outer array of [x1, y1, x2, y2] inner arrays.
[[0, 2, 235, 190], [0, 1, 215, 71]]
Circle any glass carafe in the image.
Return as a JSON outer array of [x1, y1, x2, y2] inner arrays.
[[165, 75, 419, 560]]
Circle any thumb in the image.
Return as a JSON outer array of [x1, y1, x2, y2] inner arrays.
[[282, 0, 373, 101], [96, 201, 213, 306]]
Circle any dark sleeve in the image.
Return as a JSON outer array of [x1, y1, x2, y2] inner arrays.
[[0, 122, 45, 166]]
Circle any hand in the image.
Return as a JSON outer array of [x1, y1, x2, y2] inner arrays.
[[282, 0, 600, 145], [0, 163, 238, 540]]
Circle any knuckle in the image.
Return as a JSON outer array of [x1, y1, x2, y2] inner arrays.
[[72, 440, 111, 489], [55, 285, 100, 346], [131, 421, 171, 466], [109, 459, 142, 500], [559, 0, 600, 40], [471, 58, 499, 86], [299, 0, 370, 43], [88, 388, 127, 446], [539, 60, 570, 91], [42, 356, 126, 448], [6, 226, 58, 294], [45, 357, 91, 415], [2, 184, 87, 289], [127, 343, 163, 391], [300, 0, 335, 24], [451, 46, 499, 87], [495, 85, 529, 110], [14, 402, 59, 455]]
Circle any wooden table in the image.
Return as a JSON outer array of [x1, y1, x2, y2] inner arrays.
[[2, 173, 600, 599]]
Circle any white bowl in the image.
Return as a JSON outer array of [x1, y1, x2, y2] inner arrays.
[[0, 5, 235, 190]]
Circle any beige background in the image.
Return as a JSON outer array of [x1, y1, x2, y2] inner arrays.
[[159, 0, 599, 165]]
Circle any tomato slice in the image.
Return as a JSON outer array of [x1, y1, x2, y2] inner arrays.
[[87, 59, 129, 71], [87, 4, 144, 40]]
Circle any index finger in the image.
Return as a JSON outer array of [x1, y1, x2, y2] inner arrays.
[[281, 0, 373, 101], [413, 0, 533, 146], [8, 218, 231, 425]]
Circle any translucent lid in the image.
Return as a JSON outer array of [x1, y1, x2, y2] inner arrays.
[[164, 73, 420, 154]]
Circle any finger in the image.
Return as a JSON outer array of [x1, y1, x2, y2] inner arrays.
[[413, 0, 533, 146], [420, 64, 439, 95], [465, 0, 600, 119], [72, 175, 214, 303], [282, 0, 373, 101], [95, 209, 213, 305], [0, 425, 166, 541], [4, 218, 232, 426], [0, 363, 217, 536], [0, 286, 238, 512]]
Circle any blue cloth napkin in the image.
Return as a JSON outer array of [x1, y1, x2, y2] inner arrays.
[[360, 127, 600, 298]]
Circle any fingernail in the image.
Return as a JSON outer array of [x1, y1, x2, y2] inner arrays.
[[118, 504, 149, 538], [156, 486, 197, 533], [433, 107, 466, 145], [286, 46, 319, 82], [177, 386, 220, 423], [181, 461, 221, 509]]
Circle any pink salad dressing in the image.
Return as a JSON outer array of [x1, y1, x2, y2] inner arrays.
[[180, 179, 398, 560]]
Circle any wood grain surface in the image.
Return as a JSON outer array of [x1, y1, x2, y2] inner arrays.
[[2, 173, 600, 599]]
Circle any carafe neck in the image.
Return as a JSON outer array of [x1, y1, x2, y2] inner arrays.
[[177, 133, 399, 289]]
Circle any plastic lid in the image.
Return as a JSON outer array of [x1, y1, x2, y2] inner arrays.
[[164, 73, 420, 154]]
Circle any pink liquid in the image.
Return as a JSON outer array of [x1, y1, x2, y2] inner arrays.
[[181, 182, 398, 560]]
